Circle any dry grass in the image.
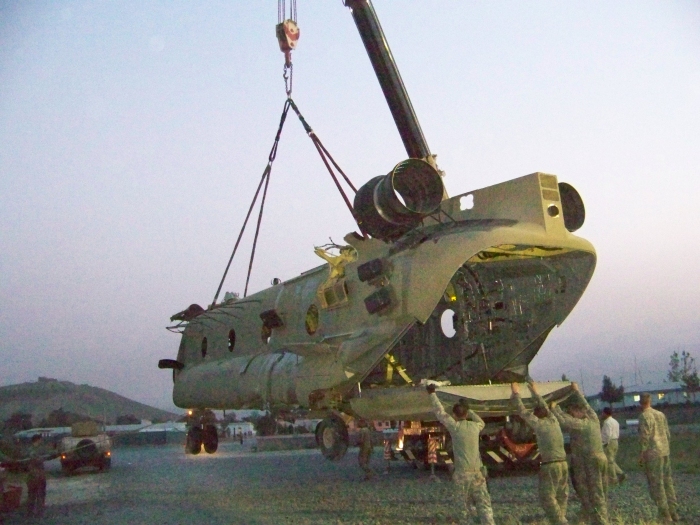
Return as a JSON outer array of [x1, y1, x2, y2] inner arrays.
[[2, 443, 698, 524], [616, 430, 700, 474]]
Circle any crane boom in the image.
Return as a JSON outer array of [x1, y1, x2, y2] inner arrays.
[[345, 0, 431, 160]]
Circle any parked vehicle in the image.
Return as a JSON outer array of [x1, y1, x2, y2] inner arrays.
[[59, 422, 112, 474]]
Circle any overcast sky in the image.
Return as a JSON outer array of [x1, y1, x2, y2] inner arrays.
[[1, 1, 699, 411]]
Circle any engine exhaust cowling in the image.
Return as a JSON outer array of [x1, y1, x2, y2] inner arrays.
[[558, 182, 585, 232], [354, 159, 444, 241]]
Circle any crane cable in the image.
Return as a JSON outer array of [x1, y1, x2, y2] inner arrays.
[[212, 97, 359, 306], [213, 99, 292, 305], [277, 0, 299, 97], [211, 3, 358, 306]]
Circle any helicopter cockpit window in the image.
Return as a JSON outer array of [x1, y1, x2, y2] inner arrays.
[[228, 329, 236, 352], [305, 304, 319, 335], [201, 337, 208, 358]]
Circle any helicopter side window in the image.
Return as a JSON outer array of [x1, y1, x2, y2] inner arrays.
[[440, 309, 456, 338], [201, 337, 208, 358]]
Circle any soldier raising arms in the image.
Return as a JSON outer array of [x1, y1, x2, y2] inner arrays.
[[511, 382, 569, 525], [551, 383, 609, 525], [426, 383, 495, 525]]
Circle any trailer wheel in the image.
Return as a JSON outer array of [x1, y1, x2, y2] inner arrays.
[[203, 424, 219, 454], [187, 427, 203, 455], [315, 415, 348, 461]]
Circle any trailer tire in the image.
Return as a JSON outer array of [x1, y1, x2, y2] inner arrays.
[[316, 415, 348, 461]]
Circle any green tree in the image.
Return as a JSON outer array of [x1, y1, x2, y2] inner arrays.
[[668, 350, 699, 401], [669, 350, 696, 381], [668, 351, 682, 382], [683, 371, 700, 402], [39, 408, 94, 428], [3, 412, 33, 433], [116, 414, 140, 425], [600, 375, 624, 407], [254, 414, 277, 436], [561, 374, 569, 382], [678, 351, 699, 401]]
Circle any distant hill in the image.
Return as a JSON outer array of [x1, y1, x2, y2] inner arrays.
[[0, 377, 178, 427]]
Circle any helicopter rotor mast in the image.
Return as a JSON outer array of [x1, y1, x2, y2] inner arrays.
[[344, 0, 434, 165]]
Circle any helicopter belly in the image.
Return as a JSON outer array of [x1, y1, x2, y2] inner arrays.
[[349, 381, 574, 421], [172, 353, 299, 409]]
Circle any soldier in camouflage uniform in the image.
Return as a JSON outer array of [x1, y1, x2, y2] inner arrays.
[[0, 447, 8, 523], [357, 419, 375, 480], [552, 383, 608, 525], [26, 434, 52, 517], [427, 384, 495, 525], [511, 382, 569, 525], [639, 393, 679, 523]]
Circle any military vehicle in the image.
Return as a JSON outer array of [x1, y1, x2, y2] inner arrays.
[[59, 421, 112, 474], [159, 0, 594, 463]]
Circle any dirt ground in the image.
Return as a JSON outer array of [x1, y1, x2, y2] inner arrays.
[[2, 440, 699, 524]]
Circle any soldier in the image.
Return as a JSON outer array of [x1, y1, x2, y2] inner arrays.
[[357, 419, 375, 481], [601, 407, 625, 486], [26, 434, 53, 517], [0, 447, 8, 524], [426, 383, 495, 525], [639, 393, 679, 523], [551, 383, 608, 525], [382, 436, 393, 475], [511, 382, 568, 525]]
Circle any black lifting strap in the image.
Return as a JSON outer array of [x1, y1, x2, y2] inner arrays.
[[212, 98, 358, 305], [287, 98, 358, 220], [212, 99, 292, 305]]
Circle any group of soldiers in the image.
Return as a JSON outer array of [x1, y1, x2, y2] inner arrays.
[[359, 381, 680, 525], [0, 434, 52, 520]]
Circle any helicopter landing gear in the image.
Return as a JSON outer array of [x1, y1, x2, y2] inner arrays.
[[315, 414, 349, 460], [185, 409, 219, 455], [186, 426, 202, 454], [203, 424, 219, 454]]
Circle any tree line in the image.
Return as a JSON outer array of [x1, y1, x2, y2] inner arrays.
[[595, 349, 700, 407], [1, 410, 150, 434]]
